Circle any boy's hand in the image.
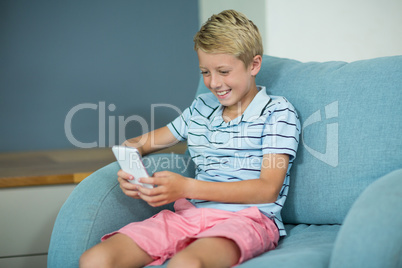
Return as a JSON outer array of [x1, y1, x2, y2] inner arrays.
[[117, 169, 141, 199], [136, 171, 191, 207]]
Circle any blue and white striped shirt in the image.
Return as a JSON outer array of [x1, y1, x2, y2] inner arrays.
[[167, 86, 300, 236]]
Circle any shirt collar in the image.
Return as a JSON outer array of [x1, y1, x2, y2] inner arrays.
[[210, 86, 270, 127]]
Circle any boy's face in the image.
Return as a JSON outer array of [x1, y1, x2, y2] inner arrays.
[[197, 49, 260, 113]]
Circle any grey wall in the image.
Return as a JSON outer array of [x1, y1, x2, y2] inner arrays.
[[0, 0, 200, 152]]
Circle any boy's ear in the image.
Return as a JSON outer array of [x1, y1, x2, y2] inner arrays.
[[250, 55, 262, 76]]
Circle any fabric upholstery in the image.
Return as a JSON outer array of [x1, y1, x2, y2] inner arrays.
[[196, 55, 402, 224], [48, 55, 402, 268], [329, 168, 402, 268]]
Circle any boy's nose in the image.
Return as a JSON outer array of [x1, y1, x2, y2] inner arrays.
[[209, 75, 222, 89]]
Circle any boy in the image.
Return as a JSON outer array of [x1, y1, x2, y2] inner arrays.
[[80, 9, 300, 268]]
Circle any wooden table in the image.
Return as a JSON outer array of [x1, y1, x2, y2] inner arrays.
[[0, 144, 187, 188]]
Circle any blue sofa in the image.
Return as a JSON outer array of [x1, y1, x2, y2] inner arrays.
[[48, 55, 402, 268]]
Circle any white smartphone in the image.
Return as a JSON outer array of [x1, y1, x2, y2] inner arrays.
[[112, 145, 154, 189]]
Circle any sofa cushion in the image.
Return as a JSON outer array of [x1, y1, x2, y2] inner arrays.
[[329, 169, 402, 268], [195, 55, 402, 224], [242, 224, 340, 268]]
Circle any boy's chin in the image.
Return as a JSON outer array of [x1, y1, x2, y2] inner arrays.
[[218, 99, 237, 108]]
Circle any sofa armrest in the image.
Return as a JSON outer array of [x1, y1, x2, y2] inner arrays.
[[48, 153, 195, 268], [329, 169, 402, 268]]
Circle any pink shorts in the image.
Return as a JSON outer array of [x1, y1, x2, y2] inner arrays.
[[102, 199, 279, 266]]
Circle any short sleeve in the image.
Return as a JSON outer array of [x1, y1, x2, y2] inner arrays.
[[261, 99, 301, 160]]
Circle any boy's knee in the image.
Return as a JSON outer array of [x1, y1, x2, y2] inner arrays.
[[80, 249, 98, 268], [79, 250, 93, 268], [167, 254, 204, 268], [79, 247, 109, 268]]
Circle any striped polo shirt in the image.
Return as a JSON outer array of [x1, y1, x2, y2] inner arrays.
[[167, 86, 300, 236]]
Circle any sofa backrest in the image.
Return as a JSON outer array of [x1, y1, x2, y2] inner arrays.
[[195, 55, 402, 225]]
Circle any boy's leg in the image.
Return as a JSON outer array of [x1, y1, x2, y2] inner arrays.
[[79, 233, 153, 268], [167, 237, 241, 268]]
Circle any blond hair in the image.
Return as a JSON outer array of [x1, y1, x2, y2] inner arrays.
[[193, 9, 263, 68]]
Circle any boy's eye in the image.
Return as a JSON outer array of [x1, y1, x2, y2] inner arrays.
[[219, 70, 229, 74], [200, 71, 209, 75]]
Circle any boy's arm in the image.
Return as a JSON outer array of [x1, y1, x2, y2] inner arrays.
[[122, 126, 180, 156], [137, 153, 289, 206], [189, 153, 289, 204]]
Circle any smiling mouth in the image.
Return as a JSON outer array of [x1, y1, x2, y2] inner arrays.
[[216, 89, 231, 97]]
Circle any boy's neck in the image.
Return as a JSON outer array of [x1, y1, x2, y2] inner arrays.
[[222, 104, 243, 123]]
